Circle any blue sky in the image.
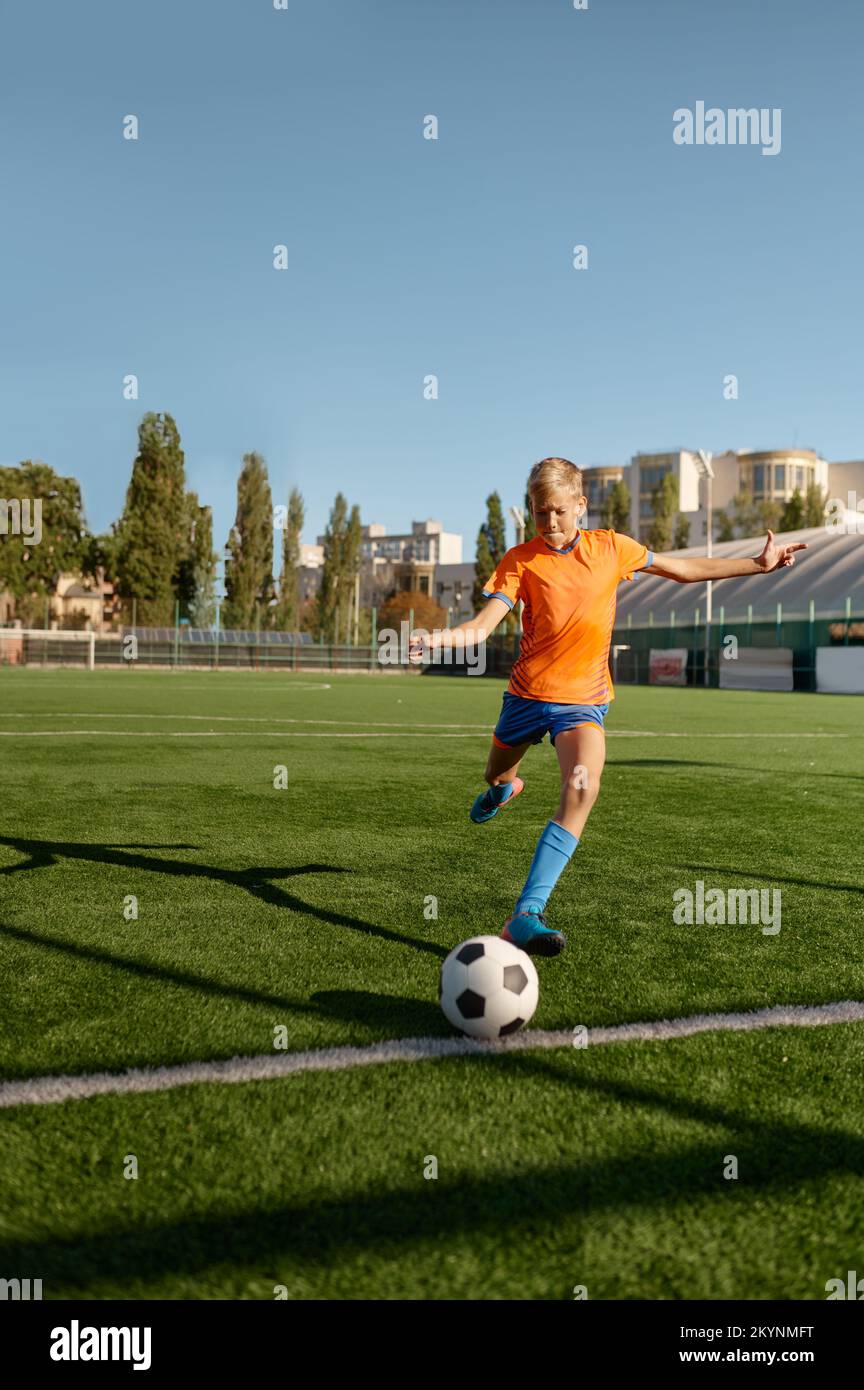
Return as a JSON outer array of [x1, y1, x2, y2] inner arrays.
[[2, 0, 862, 561]]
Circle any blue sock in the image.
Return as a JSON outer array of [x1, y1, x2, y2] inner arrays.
[[485, 781, 513, 806], [514, 820, 579, 916]]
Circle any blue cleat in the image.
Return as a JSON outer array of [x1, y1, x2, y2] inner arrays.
[[502, 906, 566, 957], [469, 777, 524, 824]]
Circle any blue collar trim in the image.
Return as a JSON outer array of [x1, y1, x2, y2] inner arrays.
[[542, 531, 581, 555]]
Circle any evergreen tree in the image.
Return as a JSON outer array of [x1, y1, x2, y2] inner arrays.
[[756, 498, 782, 533], [116, 412, 188, 626], [804, 481, 827, 528], [473, 524, 495, 610], [473, 493, 507, 609], [601, 479, 631, 532], [188, 500, 216, 627], [342, 504, 362, 643], [730, 490, 759, 540], [316, 494, 361, 642], [274, 487, 305, 632], [780, 488, 805, 532], [486, 492, 507, 564], [173, 492, 215, 625], [647, 473, 679, 552], [222, 452, 275, 630], [523, 489, 537, 542], [673, 514, 691, 549]]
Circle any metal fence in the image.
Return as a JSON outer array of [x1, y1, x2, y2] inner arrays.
[[3, 612, 862, 690], [607, 612, 863, 691]]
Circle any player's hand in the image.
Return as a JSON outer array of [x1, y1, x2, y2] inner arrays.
[[756, 530, 807, 573], [407, 632, 430, 664]]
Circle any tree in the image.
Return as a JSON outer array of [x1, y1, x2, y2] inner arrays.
[[82, 530, 120, 587], [522, 489, 537, 542], [173, 492, 215, 626], [486, 491, 507, 562], [673, 514, 690, 550], [601, 479, 631, 532], [473, 492, 508, 609], [116, 412, 189, 626], [756, 498, 781, 533], [647, 473, 679, 553], [473, 525, 495, 610], [0, 460, 88, 624], [222, 452, 275, 630], [730, 490, 759, 540], [274, 487, 305, 632], [316, 493, 362, 642], [714, 509, 735, 543], [187, 500, 216, 628], [378, 589, 446, 633], [780, 488, 805, 533], [804, 481, 827, 528]]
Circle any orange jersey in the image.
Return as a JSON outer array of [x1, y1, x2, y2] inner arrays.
[[482, 529, 654, 704]]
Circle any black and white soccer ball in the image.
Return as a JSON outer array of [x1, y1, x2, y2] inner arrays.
[[439, 936, 539, 1040]]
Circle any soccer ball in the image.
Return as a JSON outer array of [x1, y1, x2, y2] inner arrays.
[[439, 936, 539, 1040]]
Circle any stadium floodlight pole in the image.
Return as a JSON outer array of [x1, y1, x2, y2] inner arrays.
[[509, 505, 525, 632], [694, 450, 714, 687]]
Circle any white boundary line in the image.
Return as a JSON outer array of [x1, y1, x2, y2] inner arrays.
[[0, 713, 855, 737], [0, 729, 854, 739], [3, 1001, 862, 1110], [0, 730, 489, 738], [0, 713, 491, 728]]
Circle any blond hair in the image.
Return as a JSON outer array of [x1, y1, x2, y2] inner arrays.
[[526, 457, 583, 506]]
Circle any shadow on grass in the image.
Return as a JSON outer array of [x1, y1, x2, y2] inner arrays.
[[676, 863, 864, 896], [1, 1049, 861, 1294], [609, 759, 864, 786], [0, 834, 448, 958], [311, 990, 442, 1034]]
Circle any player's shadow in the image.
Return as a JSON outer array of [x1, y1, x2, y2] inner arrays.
[[676, 862, 864, 896], [608, 759, 724, 769], [311, 989, 442, 1034], [0, 833, 448, 958], [0, 919, 326, 1017], [610, 759, 864, 785], [1, 1050, 861, 1294]]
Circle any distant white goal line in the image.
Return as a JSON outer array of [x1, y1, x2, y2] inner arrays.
[[0, 628, 95, 670]]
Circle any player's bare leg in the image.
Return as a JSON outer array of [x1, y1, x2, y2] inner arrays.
[[502, 722, 605, 957], [550, 723, 607, 840], [469, 737, 531, 823]]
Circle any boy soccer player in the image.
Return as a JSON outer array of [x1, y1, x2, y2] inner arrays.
[[412, 457, 806, 958]]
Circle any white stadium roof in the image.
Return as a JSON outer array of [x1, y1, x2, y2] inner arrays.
[[617, 525, 864, 623]]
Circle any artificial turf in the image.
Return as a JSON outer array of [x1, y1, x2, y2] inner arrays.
[[0, 668, 862, 1298]]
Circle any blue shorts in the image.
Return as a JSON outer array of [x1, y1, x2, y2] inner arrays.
[[492, 691, 609, 749]]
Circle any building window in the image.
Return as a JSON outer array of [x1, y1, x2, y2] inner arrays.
[[419, 575, 429, 595], [774, 464, 785, 490], [640, 464, 669, 491], [753, 464, 765, 493]]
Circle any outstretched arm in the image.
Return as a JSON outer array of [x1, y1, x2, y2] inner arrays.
[[408, 596, 510, 661], [645, 531, 807, 584]]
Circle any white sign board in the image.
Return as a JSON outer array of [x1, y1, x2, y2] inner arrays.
[[719, 647, 793, 692], [816, 647, 864, 694]]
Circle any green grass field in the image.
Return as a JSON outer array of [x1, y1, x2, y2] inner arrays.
[[1, 668, 862, 1300]]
